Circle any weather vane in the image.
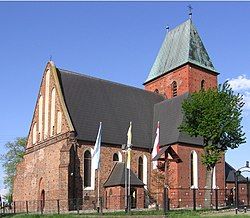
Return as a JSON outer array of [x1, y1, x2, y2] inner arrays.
[[188, 4, 193, 20], [49, 55, 53, 61]]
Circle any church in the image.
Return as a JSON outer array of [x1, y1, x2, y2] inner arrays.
[[13, 18, 234, 211]]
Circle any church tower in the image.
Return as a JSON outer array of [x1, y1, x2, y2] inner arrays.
[[144, 19, 218, 98]]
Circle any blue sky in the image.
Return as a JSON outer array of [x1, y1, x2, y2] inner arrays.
[[0, 2, 250, 192]]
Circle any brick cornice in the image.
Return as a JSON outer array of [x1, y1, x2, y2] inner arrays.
[[25, 131, 73, 154]]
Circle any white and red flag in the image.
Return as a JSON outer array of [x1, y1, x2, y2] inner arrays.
[[152, 121, 160, 169]]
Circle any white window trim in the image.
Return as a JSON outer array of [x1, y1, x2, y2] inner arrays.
[[44, 69, 50, 139], [191, 150, 198, 189], [32, 123, 37, 144], [38, 95, 43, 141], [212, 166, 217, 189], [83, 148, 95, 191], [143, 155, 148, 189], [50, 88, 56, 136], [118, 151, 122, 162]]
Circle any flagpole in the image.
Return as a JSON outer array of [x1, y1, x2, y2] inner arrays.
[[92, 122, 102, 213], [124, 151, 128, 212], [97, 163, 100, 210], [152, 121, 160, 208], [127, 121, 132, 212], [128, 146, 131, 212]]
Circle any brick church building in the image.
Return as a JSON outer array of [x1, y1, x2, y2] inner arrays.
[[13, 18, 231, 211]]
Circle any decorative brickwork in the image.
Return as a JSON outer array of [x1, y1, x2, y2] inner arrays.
[[13, 62, 73, 207]]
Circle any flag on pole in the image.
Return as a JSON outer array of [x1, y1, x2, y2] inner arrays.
[[152, 121, 160, 169], [92, 122, 102, 170], [126, 122, 132, 169]]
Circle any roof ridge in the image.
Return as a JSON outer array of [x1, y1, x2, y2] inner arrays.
[[187, 19, 192, 63], [103, 162, 119, 187], [168, 19, 190, 34], [225, 161, 236, 171], [58, 68, 164, 98], [145, 19, 217, 84]]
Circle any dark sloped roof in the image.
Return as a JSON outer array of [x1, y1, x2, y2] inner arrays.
[[57, 69, 164, 149], [225, 162, 247, 183], [153, 93, 203, 147], [103, 162, 144, 187], [145, 19, 217, 84]]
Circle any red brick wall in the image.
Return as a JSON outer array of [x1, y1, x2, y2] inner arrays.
[[75, 142, 151, 202], [105, 186, 124, 209], [150, 143, 225, 208], [13, 63, 73, 209], [144, 64, 218, 98], [26, 62, 71, 148], [226, 182, 249, 206], [136, 187, 145, 208], [174, 144, 225, 190], [105, 186, 144, 210]]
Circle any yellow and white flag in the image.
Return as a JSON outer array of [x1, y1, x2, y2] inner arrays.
[[126, 122, 132, 169]]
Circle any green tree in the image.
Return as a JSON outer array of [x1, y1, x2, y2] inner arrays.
[[179, 82, 245, 207], [1, 137, 26, 194]]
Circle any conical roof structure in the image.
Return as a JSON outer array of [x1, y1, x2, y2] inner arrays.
[[145, 19, 217, 84]]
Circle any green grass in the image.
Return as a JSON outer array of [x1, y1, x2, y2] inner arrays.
[[2, 210, 250, 218]]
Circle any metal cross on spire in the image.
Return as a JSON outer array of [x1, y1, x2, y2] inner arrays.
[[188, 4, 193, 20]]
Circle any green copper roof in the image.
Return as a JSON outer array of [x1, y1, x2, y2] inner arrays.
[[145, 19, 217, 83]]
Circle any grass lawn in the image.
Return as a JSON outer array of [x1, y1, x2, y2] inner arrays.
[[2, 210, 250, 218]]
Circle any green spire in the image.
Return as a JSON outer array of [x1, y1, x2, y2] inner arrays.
[[145, 19, 217, 84]]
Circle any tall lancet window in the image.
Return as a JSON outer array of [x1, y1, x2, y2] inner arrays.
[[38, 95, 43, 141], [190, 151, 198, 188], [32, 123, 37, 144], [143, 155, 148, 187], [44, 69, 50, 139], [84, 150, 92, 188], [212, 166, 216, 189], [50, 88, 56, 136], [172, 81, 177, 97], [138, 156, 143, 180]]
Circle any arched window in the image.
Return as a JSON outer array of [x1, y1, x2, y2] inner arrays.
[[172, 81, 177, 97], [143, 155, 148, 187], [32, 123, 37, 144], [138, 156, 143, 180], [154, 89, 159, 94], [201, 80, 205, 90], [212, 166, 216, 189], [113, 153, 119, 162], [38, 95, 43, 141], [50, 88, 56, 136], [190, 151, 198, 188], [84, 150, 92, 187]]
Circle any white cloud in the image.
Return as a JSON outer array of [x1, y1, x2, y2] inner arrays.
[[243, 91, 250, 110], [228, 75, 250, 110], [228, 75, 250, 91]]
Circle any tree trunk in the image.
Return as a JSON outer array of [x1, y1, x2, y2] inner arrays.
[[204, 168, 213, 208]]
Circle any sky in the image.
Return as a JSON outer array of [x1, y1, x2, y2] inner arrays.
[[0, 2, 250, 193]]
